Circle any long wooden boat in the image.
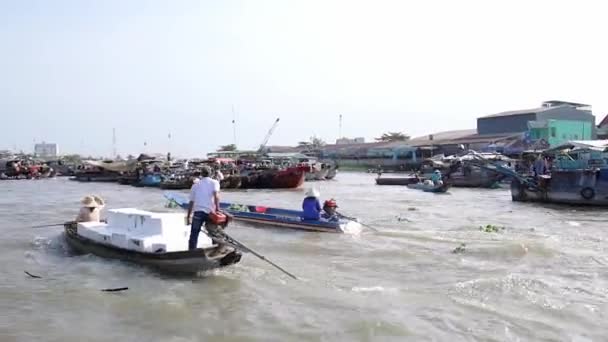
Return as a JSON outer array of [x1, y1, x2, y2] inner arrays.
[[407, 182, 451, 193], [375, 176, 420, 186], [239, 166, 307, 189], [165, 193, 362, 234], [70, 172, 121, 182], [63, 222, 242, 274]]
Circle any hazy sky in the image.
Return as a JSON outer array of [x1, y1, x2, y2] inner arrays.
[[1, 0, 606, 157]]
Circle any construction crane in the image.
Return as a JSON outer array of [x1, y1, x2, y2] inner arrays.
[[258, 117, 280, 153]]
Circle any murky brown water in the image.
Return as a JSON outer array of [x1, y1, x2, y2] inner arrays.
[[1, 172, 607, 341]]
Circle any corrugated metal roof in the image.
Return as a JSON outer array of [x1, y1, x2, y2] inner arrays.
[[479, 106, 553, 119]]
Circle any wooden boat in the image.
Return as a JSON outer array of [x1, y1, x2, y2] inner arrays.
[[220, 175, 242, 189], [134, 174, 163, 187], [375, 175, 420, 186], [510, 170, 608, 206], [165, 193, 362, 234], [160, 178, 192, 190], [407, 181, 451, 193], [239, 166, 306, 189], [325, 167, 338, 180], [63, 209, 242, 274], [70, 171, 121, 182]]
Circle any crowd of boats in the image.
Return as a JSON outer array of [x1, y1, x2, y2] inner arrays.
[[375, 140, 608, 206], [67, 154, 338, 190], [18, 139, 608, 277]]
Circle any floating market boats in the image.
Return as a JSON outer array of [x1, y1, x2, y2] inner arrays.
[[64, 208, 242, 274], [165, 193, 362, 234], [420, 152, 510, 189]]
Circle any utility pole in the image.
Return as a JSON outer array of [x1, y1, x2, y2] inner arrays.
[[232, 105, 237, 148], [339, 114, 343, 139], [112, 128, 117, 159]]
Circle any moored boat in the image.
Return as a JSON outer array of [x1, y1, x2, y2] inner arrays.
[[375, 175, 420, 186], [134, 174, 163, 187], [239, 166, 307, 189], [407, 181, 451, 193], [63, 208, 241, 274]]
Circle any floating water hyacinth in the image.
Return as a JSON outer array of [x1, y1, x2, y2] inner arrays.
[[479, 224, 504, 233], [164, 199, 179, 208]]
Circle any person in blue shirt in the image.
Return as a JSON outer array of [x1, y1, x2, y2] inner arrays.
[[430, 169, 443, 185], [302, 188, 321, 220]]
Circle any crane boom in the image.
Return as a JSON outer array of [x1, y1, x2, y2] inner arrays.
[[258, 118, 280, 153]]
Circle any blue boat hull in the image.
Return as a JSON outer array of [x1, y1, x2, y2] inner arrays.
[[164, 192, 360, 233], [136, 174, 163, 187]]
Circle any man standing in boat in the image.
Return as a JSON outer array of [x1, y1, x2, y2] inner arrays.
[[186, 166, 220, 250]]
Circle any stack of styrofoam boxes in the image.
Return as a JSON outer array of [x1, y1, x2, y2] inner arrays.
[[77, 221, 107, 242], [105, 208, 154, 250], [125, 211, 165, 252], [96, 208, 216, 253]]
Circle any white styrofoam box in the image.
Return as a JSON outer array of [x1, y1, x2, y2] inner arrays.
[[151, 243, 167, 253], [127, 234, 163, 252], [107, 208, 153, 233], [77, 222, 106, 241], [111, 233, 128, 249], [139, 216, 163, 236]]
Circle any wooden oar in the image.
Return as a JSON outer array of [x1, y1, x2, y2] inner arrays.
[[216, 231, 298, 280], [29, 222, 70, 229], [336, 212, 379, 232]]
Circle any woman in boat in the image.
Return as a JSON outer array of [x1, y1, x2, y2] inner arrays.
[[322, 199, 339, 222], [431, 169, 443, 185], [302, 188, 321, 220], [76, 195, 105, 222]]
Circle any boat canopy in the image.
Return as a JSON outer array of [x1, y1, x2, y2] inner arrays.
[[547, 140, 608, 153], [83, 160, 137, 172]]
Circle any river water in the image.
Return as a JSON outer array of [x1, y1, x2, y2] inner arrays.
[[1, 172, 607, 341]]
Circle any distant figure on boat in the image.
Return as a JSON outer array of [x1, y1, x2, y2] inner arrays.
[[302, 188, 321, 220], [322, 199, 339, 222], [431, 169, 443, 186], [533, 155, 546, 177], [76, 195, 105, 222]]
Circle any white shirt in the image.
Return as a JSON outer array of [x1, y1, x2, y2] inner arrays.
[[189, 177, 220, 213]]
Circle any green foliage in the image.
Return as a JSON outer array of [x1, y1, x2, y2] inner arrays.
[[375, 132, 410, 142], [479, 224, 505, 233], [218, 144, 238, 152]]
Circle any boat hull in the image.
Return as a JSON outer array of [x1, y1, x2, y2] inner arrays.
[[510, 177, 608, 206], [135, 174, 163, 187], [407, 182, 451, 193], [325, 168, 338, 180], [63, 225, 242, 274], [376, 176, 420, 186], [239, 167, 306, 189]]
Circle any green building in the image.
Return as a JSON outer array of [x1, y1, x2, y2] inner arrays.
[[528, 119, 593, 146]]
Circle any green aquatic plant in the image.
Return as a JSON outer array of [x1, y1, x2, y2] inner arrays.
[[164, 199, 179, 209], [452, 243, 466, 254], [479, 224, 504, 233]]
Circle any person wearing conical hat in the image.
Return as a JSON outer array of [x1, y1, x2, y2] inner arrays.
[[75, 195, 105, 222], [301, 188, 321, 221]]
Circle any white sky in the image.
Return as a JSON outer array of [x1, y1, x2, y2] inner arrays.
[[1, 0, 606, 157]]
